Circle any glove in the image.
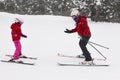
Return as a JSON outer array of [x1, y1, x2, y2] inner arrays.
[[64, 29, 71, 33], [21, 34, 27, 38]]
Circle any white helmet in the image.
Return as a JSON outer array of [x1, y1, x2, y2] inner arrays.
[[15, 18, 24, 24], [70, 9, 80, 16]]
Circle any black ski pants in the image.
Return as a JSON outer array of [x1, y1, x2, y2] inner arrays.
[[79, 36, 92, 61]]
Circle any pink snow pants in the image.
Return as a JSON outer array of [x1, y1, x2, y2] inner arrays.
[[13, 40, 22, 60]]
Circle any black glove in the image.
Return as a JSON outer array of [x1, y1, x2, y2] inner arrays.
[[64, 29, 71, 33], [21, 34, 27, 38]]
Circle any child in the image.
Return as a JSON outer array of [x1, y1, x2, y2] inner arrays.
[[10, 18, 27, 62]]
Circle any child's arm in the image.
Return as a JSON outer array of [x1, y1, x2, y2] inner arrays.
[[21, 33, 27, 38]]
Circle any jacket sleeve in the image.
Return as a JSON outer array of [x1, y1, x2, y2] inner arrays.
[[16, 27, 22, 37], [70, 26, 77, 33]]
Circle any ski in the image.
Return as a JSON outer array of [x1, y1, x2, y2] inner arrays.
[[1, 60, 35, 65], [6, 54, 37, 60], [58, 53, 106, 61], [58, 63, 109, 66]]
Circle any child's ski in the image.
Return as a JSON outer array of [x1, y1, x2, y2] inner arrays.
[[6, 54, 37, 60], [1, 60, 35, 65]]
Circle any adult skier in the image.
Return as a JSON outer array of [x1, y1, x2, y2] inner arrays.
[[9, 18, 27, 62], [64, 9, 93, 64]]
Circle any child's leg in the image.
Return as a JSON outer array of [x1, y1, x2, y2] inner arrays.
[[13, 40, 22, 60]]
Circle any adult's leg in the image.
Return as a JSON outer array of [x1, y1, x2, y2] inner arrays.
[[79, 36, 92, 61]]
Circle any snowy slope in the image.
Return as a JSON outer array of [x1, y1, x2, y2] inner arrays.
[[0, 12, 120, 80]]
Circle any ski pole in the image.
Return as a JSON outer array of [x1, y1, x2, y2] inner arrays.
[[78, 37, 109, 49], [88, 41, 109, 49], [88, 42, 107, 60]]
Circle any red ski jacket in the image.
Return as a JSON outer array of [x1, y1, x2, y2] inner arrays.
[[71, 16, 91, 37], [11, 22, 22, 41]]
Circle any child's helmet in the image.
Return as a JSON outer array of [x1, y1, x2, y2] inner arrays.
[[15, 18, 24, 24]]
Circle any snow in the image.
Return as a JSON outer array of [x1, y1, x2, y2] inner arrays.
[[0, 12, 120, 80]]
